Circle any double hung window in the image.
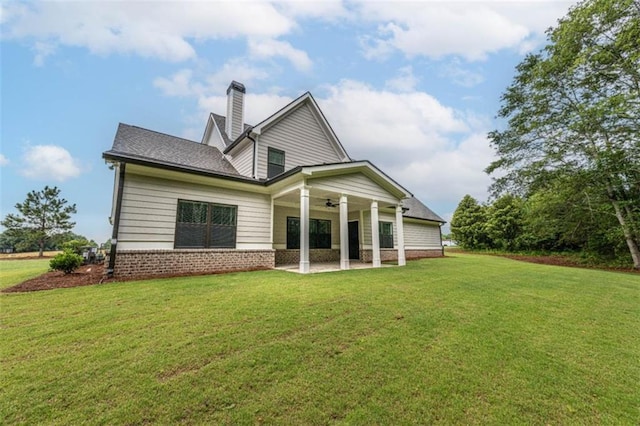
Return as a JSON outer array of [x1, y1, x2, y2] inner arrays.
[[267, 148, 285, 178], [286, 217, 331, 249], [175, 200, 237, 248], [379, 221, 394, 248]]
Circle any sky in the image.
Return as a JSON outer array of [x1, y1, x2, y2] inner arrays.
[[1, 0, 576, 242]]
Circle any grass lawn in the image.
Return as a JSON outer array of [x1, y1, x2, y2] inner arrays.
[[1, 254, 638, 424], [0, 258, 51, 290]]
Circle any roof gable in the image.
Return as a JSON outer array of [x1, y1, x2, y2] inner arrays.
[[224, 92, 350, 161]]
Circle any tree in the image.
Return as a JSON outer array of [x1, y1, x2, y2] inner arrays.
[[487, 0, 640, 268], [450, 195, 489, 249], [1, 186, 77, 257], [485, 195, 525, 251]]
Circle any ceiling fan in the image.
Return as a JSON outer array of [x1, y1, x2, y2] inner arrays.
[[325, 199, 338, 208]]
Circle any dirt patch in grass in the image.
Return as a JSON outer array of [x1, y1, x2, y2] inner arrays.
[[2, 263, 114, 293]]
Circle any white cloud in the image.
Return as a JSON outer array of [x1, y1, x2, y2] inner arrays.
[[21, 145, 82, 182], [320, 80, 467, 154], [356, 1, 573, 61], [205, 58, 272, 94], [385, 66, 418, 92], [0, 154, 9, 166], [315, 80, 493, 206], [440, 59, 485, 88], [248, 38, 312, 71], [391, 132, 496, 205], [278, 0, 347, 20], [153, 69, 201, 97], [2, 2, 295, 63]]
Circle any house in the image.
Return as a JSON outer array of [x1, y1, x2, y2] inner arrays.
[[102, 81, 445, 278]]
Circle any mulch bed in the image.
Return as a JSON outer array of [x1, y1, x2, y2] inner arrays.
[[2, 263, 115, 293]]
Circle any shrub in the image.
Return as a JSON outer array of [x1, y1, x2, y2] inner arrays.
[[50, 251, 83, 274]]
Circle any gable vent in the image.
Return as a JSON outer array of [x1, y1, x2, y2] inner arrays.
[[225, 81, 246, 141]]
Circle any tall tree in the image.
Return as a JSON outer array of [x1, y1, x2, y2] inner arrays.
[[485, 195, 525, 251], [1, 186, 77, 257], [450, 195, 489, 249], [487, 0, 640, 268]]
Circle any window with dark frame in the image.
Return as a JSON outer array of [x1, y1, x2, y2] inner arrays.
[[286, 217, 331, 249], [379, 221, 394, 248], [267, 147, 285, 178], [175, 200, 237, 248]]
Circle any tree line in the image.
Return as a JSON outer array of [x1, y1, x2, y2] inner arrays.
[[450, 193, 632, 265], [470, 0, 639, 268]]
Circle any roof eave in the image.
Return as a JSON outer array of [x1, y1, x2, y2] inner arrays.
[[102, 151, 264, 186]]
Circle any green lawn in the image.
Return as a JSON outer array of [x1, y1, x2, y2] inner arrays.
[[0, 258, 51, 290], [1, 254, 638, 424]]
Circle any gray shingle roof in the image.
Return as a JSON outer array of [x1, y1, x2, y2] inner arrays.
[[104, 123, 241, 176], [403, 196, 446, 223]]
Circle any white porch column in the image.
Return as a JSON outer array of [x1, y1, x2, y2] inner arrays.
[[340, 194, 349, 270], [299, 187, 310, 273], [396, 205, 406, 266], [370, 200, 381, 267]]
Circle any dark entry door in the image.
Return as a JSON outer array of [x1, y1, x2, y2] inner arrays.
[[348, 221, 359, 260]]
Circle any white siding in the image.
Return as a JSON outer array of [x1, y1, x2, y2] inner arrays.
[[117, 172, 271, 250], [256, 103, 345, 179], [273, 205, 339, 249], [229, 141, 253, 177], [403, 221, 442, 249], [362, 211, 397, 248], [203, 123, 226, 153], [308, 173, 397, 204]]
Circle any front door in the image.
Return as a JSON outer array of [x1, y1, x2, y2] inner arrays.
[[348, 221, 360, 260]]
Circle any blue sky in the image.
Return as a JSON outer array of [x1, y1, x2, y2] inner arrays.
[[1, 1, 574, 242]]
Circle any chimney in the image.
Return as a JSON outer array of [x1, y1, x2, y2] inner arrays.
[[225, 81, 246, 140]]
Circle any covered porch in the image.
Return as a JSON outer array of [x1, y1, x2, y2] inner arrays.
[[269, 163, 412, 274]]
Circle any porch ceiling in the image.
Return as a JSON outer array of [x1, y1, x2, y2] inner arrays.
[[273, 187, 395, 212]]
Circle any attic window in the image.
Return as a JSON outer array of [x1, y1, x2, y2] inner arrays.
[[267, 147, 285, 178]]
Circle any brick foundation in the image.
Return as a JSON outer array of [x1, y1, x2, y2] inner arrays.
[[110, 249, 275, 279], [275, 249, 340, 265], [360, 248, 443, 262]]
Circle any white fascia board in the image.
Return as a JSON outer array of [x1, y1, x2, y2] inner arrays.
[[403, 217, 445, 226], [200, 114, 214, 144], [252, 93, 312, 135], [271, 181, 306, 200]]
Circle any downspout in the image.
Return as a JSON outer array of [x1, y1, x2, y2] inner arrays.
[[107, 162, 126, 276], [439, 223, 444, 256], [247, 131, 257, 179]]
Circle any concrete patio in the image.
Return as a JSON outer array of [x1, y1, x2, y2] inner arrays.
[[275, 261, 396, 273]]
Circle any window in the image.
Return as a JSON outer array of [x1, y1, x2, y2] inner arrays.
[[175, 200, 237, 248], [379, 221, 394, 248], [286, 217, 331, 249], [267, 147, 285, 178]]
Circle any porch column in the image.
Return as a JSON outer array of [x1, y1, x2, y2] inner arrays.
[[370, 200, 381, 267], [396, 204, 406, 266], [299, 187, 310, 273], [340, 194, 349, 270]]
